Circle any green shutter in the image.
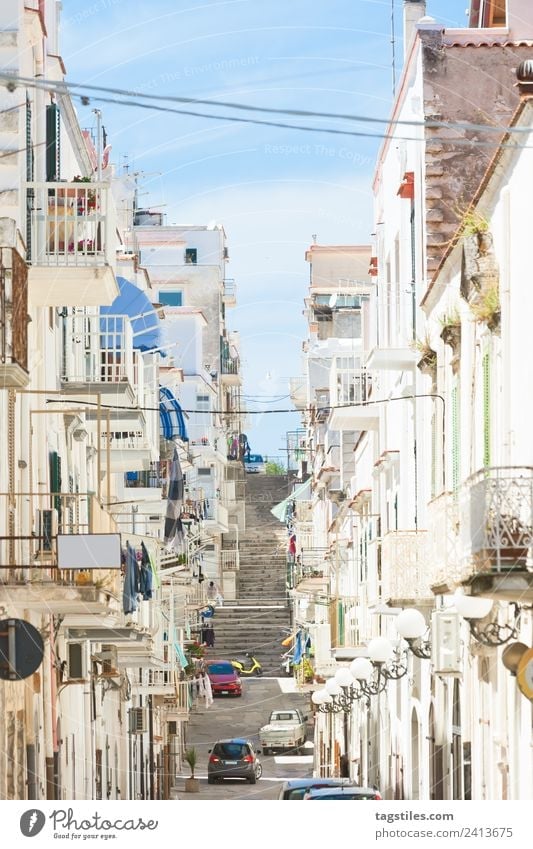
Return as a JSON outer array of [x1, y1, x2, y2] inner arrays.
[[431, 409, 437, 498], [49, 451, 62, 518], [46, 103, 60, 181], [451, 383, 460, 492], [482, 353, 491, 468], [338, 602, 345, 646]]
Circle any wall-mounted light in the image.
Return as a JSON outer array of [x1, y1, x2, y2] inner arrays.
[[454, 591, 520, 647], [396, 608, 431, 659]]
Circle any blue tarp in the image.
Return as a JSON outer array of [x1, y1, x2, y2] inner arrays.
[[160, 385, 188, 441], [100, 276, 162, 352]]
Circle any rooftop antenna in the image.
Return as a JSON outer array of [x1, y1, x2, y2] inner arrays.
[[391, 0, 397, 97]]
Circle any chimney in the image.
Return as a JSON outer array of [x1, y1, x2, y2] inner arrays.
[[403, 0, 427, 59]]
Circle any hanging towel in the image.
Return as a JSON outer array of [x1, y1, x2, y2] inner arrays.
[[122, 542, 139, 614], [164, 447, 184, 542]]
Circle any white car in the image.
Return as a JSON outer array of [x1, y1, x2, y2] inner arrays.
[[244, 454, 265, 474]]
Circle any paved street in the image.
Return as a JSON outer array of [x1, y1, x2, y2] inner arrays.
[[178, 677, 314, 800]]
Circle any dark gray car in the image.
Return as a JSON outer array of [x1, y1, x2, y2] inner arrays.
[[207, 738, 262, 784]]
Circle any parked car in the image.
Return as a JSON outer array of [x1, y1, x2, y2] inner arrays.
[[206, 660, 242, 696], [303, 786, 382, 800], [260, 708, 307, 754], [244, 454, 265, 474], [208, 738, 262, 784], [278, 778, 354, 800]]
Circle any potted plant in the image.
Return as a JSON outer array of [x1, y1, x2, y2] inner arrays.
[[72, 176, 97, 213], [184, 748, 200, 793]]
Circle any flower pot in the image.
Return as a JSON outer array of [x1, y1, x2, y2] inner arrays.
[[185, 777, 200, 793]]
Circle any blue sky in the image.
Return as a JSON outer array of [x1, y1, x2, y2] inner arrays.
[[61, 0, 468, 460]]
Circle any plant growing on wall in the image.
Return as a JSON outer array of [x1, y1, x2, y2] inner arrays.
[[470, 282, 500, 331], [414, 335, 437, 369]]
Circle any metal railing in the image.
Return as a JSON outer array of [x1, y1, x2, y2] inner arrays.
[[223, 278, 237, 300], [330, 354, 373, 407], [26, 181, 114, 268], [221, 549, 240, 571], [0, 491, 119, 587], [61, 312, 135, 387], [381, 530, 433, 601], [0, 247, 28, 373], [460, 466, 533, 574]]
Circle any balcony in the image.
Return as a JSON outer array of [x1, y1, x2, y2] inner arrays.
[[0, 247, 29, 388], [289, 376, 307, 410], [426, 492, 463, 591], [220, 353, 241, 385], [26, 181, 118, 306], [328, 355, 379, 432], [221, 549, 240, 571], [381, 530, 434, 605], [0, 491, 122, 614], [132, 667, 180, 697], [99, 429, 159, 473], [204, 500, 229, 533], [222, 278, 237, 306], [365, 347, 418, 371], [459, 467, 533, 601]]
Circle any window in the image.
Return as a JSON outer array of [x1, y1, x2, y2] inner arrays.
[[158, 291, 182, 307], [208, 663, 234, 675], [213, 742, 250, 759], [185, 248, 197, 264]]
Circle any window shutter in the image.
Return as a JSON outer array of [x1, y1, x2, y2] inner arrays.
[[46, 103, 60, 182], [49, 450, 62, 518], [451, 383, 460, 492], [431, 409, 437, 498], [482, 352, 491, 467]]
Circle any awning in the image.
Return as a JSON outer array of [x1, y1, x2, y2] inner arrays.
[[271, 478, 311, 522], [160, 386, 188, 442], [100, 276, 162, 352]]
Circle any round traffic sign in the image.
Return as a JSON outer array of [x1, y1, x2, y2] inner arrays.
[[0, 618, 44, 681]]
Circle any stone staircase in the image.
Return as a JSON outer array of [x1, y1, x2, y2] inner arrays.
[[206, 475, 292, 674]]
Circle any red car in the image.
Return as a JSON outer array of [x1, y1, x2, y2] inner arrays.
[[207, 661, 242, 696]]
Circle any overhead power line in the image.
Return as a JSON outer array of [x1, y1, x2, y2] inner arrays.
[[1, 72, 531, 150], [45, 392, 443, 417]]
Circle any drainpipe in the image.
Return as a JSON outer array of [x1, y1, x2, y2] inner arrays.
[[42, 621, 55, 799], [24, 610, 37, 798]]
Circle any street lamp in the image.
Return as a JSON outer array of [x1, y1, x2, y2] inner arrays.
[[396, 608, 432, 659], [453, 591, 520, 647]]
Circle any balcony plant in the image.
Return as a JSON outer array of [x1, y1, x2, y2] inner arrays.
[[72, 176, 97, 212], [184, 748, 200, 793]]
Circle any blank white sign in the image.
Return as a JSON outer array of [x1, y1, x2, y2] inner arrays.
[[57, 534, 122, 569]]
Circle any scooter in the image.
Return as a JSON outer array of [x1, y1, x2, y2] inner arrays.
[[231, 653, 263, 676]]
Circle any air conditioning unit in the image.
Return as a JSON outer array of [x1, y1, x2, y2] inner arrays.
[[128, 707, 147, 734], [35, 508, 58, 557], [98, 645, 119, 678], [431, 610, 461, 675], [67, 642, 87, 681]]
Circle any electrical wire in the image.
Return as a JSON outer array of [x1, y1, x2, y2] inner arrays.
[[45, 392, 443, 416], [1, 71, 531, 136], [2, 72, 532, 150]]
